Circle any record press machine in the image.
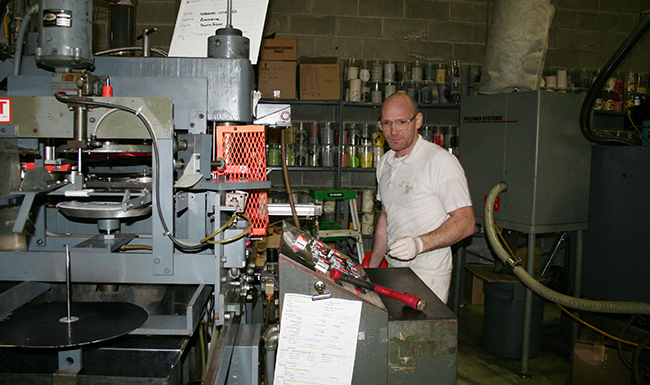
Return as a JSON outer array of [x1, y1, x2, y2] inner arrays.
[[0, 1, 285, 383]]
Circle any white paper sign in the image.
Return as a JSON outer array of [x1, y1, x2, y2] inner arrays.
[[274, 293, 363, 385], [168, 0, 269, 64]]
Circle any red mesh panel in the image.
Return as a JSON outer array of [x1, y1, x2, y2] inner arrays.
[[247, 190, 268, 236], [214, 126, 268, 235], [214, 126, 266, 182]]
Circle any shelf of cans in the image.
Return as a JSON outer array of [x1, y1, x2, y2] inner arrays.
[[343, 59, 481, 105], [267, 121, 461, 168], [539, 68, 649, 112], [420, 125, 460, 155], [266, 121, 387, 168]]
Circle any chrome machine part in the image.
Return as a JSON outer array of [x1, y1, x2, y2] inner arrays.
[[56, 200, 152, 220]]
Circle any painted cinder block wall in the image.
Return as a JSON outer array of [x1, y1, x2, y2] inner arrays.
[[92, 0, 650, 75]]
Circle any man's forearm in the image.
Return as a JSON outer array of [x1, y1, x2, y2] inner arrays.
[[368, 208, 388, 268], [419, 206, 475, 253]]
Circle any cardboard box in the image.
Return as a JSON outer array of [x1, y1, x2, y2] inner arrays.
[[258, 61, 296, 100], [260, 39, 298, 61], [572, 330, 633, 385], [465, 268, 485, 305], [299, 57, 340, 100]]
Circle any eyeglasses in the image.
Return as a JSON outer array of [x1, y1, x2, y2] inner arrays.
[[379, 113, 418, 131]]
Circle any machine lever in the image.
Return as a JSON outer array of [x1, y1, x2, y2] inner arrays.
[[329, 269, 427, 311]]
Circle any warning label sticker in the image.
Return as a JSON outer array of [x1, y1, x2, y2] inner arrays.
[[0, 99, 11, 123]]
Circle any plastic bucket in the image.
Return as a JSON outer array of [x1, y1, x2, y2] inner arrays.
[[483, 281, 545, 359]]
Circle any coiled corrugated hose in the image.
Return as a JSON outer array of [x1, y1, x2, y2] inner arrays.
[[485, 182, 650, 315]]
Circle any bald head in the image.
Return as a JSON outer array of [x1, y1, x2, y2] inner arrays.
[[382, 92, 419, 118], [380, 91, 423, 157]]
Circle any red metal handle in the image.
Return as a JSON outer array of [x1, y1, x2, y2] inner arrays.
[[371, 284, 426, 311], [329, 269, 427, 311]]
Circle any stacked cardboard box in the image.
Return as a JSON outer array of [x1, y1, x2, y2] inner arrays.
[[258, 39, 297, 100], [299, 57, 340, 100]]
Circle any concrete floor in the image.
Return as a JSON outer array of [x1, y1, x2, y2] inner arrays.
[[456, 302, 573, 385]]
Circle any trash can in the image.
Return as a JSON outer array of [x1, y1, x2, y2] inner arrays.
[[483, 281, 545, 359]]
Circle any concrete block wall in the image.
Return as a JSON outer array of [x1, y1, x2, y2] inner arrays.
[[90, 0, 650, 74]]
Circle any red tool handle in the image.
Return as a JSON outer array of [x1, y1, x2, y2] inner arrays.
[[372, 284, 427, 311], [329, 269, 427, 311]]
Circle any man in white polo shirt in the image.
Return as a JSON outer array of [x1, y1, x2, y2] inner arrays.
[[367, 92, 475, 303]]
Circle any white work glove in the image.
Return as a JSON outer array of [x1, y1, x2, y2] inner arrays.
[[388, 236, 424, 261]]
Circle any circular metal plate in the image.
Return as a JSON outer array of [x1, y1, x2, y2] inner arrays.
[[0, 302, 148, 348], [57, 201, 151, 219]]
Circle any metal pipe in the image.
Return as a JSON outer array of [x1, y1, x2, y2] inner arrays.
[[572, 230, 584, 344], [65, 245, 72, 322], [77, 148, 82, 175], [451, 245, 465, 315], [226, 0, 233, 28], [520, 232, 535, 378], [73, 105, 87, 144], [142, 29, 151, 57], [541, 232, 567, 277]]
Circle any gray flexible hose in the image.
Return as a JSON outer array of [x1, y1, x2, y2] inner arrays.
[[13, 4, 39, 76], [484, 182, 650, 315], [262, 324, 280, 385]]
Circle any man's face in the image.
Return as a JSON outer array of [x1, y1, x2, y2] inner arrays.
[[380, 98, 422, 156]]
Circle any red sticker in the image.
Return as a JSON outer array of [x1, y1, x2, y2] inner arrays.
[[484, 195, 500, 212], [0, 99, 11, 124]]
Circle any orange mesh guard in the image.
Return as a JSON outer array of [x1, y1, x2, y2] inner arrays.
[[214, 126, 268, 236]]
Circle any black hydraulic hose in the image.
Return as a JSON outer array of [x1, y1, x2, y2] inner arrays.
[[634, 337, 650, 385], [485, 182, 650, 315], [618, 318, 636, 371], [579, 11, 650, 146]]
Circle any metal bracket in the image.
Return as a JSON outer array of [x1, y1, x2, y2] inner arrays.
[[175, 152, 204, 188], [120, 190, 152, 212], [505, 257, 523, 269]]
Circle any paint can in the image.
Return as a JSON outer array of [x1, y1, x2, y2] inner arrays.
[[371, 60, 383, 83], [420, 126, 433, 141], [359, 145, 373, 168], [372, 146, 384, 167], [294, 144, 307, 167], [320, 122, 335, 145], [321, 144, 336, 167], [294, 122, 307, 144], [308, 144, 320, 167], [371, 82, 383, 104], [361, 190, 375, 213], [361, 213, 374, 235], [267, 144, 281, 166]]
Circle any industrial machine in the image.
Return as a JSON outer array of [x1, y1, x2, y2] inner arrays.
[[0, 1, 455, 384], [0, 0, 272, 383]]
